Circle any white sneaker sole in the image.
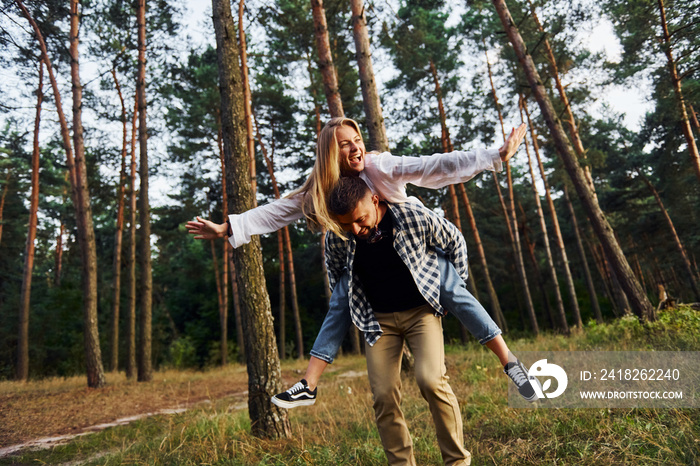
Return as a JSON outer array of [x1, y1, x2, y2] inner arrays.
[[271, 396, 317, 409]]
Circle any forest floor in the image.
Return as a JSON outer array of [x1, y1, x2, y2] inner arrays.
[[0, 364, 253, 451], [0, 357, 367, 458], [1, 306, 699, 465]]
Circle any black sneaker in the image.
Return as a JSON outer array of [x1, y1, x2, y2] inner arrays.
[[504, 360, 538, 402], [271, 379, 317, 409]]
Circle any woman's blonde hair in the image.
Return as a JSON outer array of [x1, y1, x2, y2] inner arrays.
[[292, 117, 363, 239]]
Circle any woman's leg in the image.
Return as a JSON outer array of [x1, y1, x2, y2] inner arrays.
[[272, 273, 353, 408], [305, 271, 352, 388], [437, 251, 502, 345]]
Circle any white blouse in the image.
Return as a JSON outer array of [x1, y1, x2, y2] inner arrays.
[[227, 148, 502, 248]]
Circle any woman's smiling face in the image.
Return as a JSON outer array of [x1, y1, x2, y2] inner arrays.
[[336, 124, 366, 176]]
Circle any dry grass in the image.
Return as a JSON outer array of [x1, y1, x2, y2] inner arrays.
[[0, 365, 249, 447], [2, 308, 699, 465]]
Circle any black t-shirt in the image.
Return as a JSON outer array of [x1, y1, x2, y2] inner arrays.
[[353, 210, 428, 313]]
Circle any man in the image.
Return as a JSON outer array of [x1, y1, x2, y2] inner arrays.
[[323, 176, 472, 465]]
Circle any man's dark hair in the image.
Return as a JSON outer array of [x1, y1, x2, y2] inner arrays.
[[328, 176, 371, 216]]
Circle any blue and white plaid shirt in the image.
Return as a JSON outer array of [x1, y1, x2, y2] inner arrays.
[[325, 201, 469, 346]]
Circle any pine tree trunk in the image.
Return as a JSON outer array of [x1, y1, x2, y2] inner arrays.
[[238, 0, 257, 205], [17, 60, 43, 382], [431, 58, 509, 332], [521, 98, 581, 328], [429, 60, 462, 232], [253, 118, 286, 358], [564, 186, 602, 323], [228, 251, 245, 361], [0, 171, 10, 247], [136, 0, 153, 382], [587, 237, 615, 306], [506, 159, 539, 334], [70, 0, 106, 388], [482, 48, 516, 245], [457, 185, 506, 330], [211, 239, 228, 365], [492, 0, 655, 321], [308, 14, 359, 352], [126, 93, 138, 380], [217, 123, 229, 366], [282, 227, 304, 359], [522, 131, 568, 332], [277, 229, 286, 358], [519, 210, 555, 329], [481, 53, 537, 330], [526, 0, 597, 195], [311, 0, 343, 117], [212, 0, 290, 438], [54, 220, 64, 287], [110, 66, 129, 373], [256, 119, 303, 359], [307, 63, 334, 306], [19, 0, 106, 387], [689, 105, 700, 133], [638, 172, 700, 301], [657, 0, 700, 183], [351, 0, 388, 152]]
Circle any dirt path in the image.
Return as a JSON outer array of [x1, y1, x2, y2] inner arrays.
[[0, 365, 249, 451], [0, 357, 370, 459]]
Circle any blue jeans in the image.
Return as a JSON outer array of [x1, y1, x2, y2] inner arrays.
[[309, 252, 502, 364]]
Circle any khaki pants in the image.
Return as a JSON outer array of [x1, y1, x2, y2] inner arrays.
[[365, 305, 471, 466]]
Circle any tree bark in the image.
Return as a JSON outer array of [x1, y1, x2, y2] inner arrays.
[[136, 0, 153, 382], [256, 118, 304, 359], [277, 229, 286, 358], [432, 60, 512, 333], [218, 121, 242, 362], [492, 0, 655, 321], [351, 0, 388, 152], [212, 0, 290, 438], [54, 217, 65, 287], [563, 186, 602, 323], [457, 185, 506, 330], [481, 52, 537, 332], [311, 0, 344, 117], [238, 0, 257, 205], [210, 238, 228, 364], [657, 0, 700, 183], [506, 156, 539, 334], [519, 203, 555, 328], [69, 0, 106, 388], [526, 0, 596, 194], [110, 66, 129, 372], [689, 105, 700, 133], [283, 227, 304, 359], [637, 171, 700, 301], [126, 92, 138, 380], [482, 47, 516, 245], [0, 170, 10, 247], [307, 17, 358, 351], [17, 60, 43, 382], [18, 0, 107, 388], [521, 97, 581, 328], [216, 122, 229, 366], [522, 129, 568, 332]]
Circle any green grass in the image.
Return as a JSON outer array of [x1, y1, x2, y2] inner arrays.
[[3, 306, 699, 465]]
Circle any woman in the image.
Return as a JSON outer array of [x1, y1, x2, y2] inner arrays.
[[187, 117, 536, 405]]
